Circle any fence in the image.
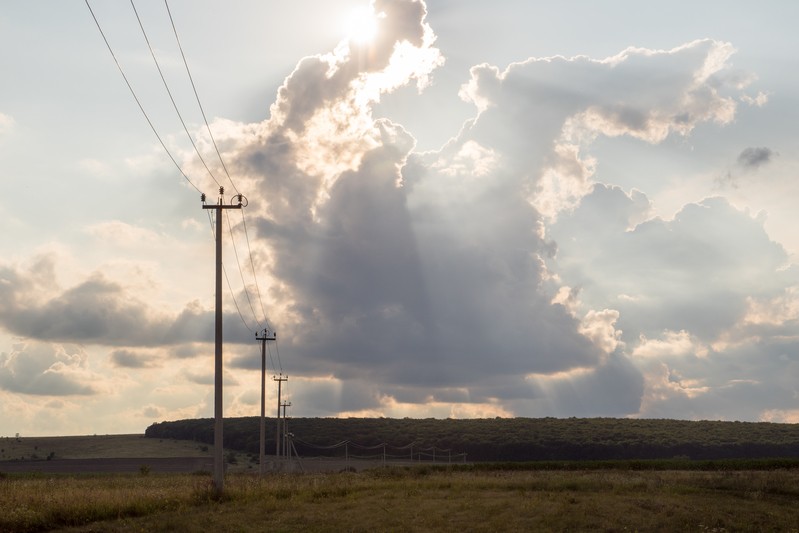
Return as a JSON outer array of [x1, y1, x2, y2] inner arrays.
[[291, 437, 467, 466]]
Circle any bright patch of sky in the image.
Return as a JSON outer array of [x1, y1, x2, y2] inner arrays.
[[1, 0, 798, 436]]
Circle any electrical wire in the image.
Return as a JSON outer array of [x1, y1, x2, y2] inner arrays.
[[241, 209, 272, 329], [226, 209, 263, 331], [266, 339, 278, 375], [206, 209, 256, 334], [164, 0, 239, 196], [273, 336, 283, 373], [90, 0, 281, 371], [130, 0, 222, 190], [85, 0, 203, 195], [165, 1, 273, 337]]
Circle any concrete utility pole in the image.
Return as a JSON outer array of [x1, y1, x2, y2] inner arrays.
[[281, 400, 292, 458], [273, 374, 288, 457], [256, 328, 276, 475], [202, 187, 243, 495]]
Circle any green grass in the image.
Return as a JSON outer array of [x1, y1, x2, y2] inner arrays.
[[3, 467, 799, 532]]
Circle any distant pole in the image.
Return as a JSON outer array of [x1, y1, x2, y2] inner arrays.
[[256, 329, 275, 475], [274, 374, 288, 457], [281, 400, 292, 458], [202, 187, 243, 495]]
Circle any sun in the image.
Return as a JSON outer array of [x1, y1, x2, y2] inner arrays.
[[344, 6, 379, 45]]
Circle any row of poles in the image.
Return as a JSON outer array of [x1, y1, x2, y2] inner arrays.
[[206, 189, 294, 492], [256, 330, 285, 475]]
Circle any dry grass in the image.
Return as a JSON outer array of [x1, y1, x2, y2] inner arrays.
[[3, 468, 799, 532]]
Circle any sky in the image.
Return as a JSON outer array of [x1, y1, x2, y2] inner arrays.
[[1, 0, 799, 436]]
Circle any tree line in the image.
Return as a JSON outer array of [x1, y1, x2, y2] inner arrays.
[[144, 417, 799, 462]]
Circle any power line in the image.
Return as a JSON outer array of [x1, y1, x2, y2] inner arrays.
[[130, 0, 222, 190], [266, 336, 278, 374], [242, 209, 272, 329], [164, 0, 239, 195], [226, 209, 263, 331], [274, 335, 283, 374], [206, 209, 256, 334], [89, 0, 280, 371], [85, 0, 203, 195], [164, 1, 272, 333]]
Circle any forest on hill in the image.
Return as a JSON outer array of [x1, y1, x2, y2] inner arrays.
[[145, 417, 799, 462]]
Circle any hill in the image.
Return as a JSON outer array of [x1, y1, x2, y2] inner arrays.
[[145, 417, 799, 462]]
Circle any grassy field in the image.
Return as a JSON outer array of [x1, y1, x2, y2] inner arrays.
[[3, 466, 799, 532], [0, 434, 210, 461]]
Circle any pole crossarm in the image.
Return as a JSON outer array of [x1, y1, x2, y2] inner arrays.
[[201, 189, 246, 211]]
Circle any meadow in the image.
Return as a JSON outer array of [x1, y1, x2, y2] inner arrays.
[[3, 466, 799, 532]]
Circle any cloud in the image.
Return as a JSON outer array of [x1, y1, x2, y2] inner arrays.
[[84, 221, 166, 247], [740, 91, 768, 107], [717, 146, 778, 188], [182, 369, 214, 386], [737, 146, 775, 170], [165, 0, 773, 421], [142, 405, 164, 418], [0, 254, 253, 347], [0, 342, 98, 396], [635, 333, 799, 421], [551, 186, 795, 342], [449, 40, 748, 220], [109, 349, 159, 369], [550, 182, 799, 419], [0, 112, 14, 137]]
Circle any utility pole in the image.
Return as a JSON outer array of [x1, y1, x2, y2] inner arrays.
[[202, 187, 243, 495], [281, 400, 292, 458], [273, 374, 288, 457], [256, 328, 276, 475]]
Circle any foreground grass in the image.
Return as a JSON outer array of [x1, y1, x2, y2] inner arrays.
[[3, 467, 799, 532]]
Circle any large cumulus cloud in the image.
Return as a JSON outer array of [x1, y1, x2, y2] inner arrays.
[[550, 184, 799, 420], [195, 0, 767, 419]]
